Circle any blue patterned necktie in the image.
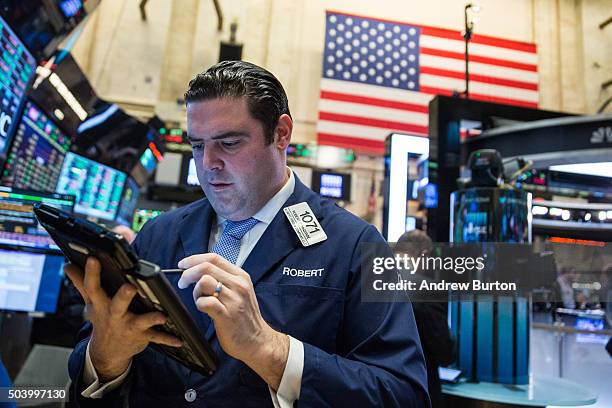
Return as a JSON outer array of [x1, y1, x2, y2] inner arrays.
[[211, 218, 259, 264]]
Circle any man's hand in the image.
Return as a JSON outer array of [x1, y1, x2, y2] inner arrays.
[[177, 254, 290, 390], [65, 257, 182, 382]]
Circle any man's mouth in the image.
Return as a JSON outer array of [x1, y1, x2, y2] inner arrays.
[[208, 182, 232, 191]]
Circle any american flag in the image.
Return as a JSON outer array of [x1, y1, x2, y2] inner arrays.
[[317, 11, 539, 154]]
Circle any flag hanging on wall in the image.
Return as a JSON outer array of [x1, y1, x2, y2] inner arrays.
[[317, 11, 539, 155]]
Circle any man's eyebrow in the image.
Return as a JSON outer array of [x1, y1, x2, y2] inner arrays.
[[186, 131, 248, 142]]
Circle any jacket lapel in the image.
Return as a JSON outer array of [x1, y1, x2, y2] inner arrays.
[[242, 177, 325, 287]]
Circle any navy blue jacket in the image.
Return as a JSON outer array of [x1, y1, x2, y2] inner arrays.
[[68, 177, 430, 407]]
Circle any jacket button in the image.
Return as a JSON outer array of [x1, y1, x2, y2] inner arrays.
[[185, 388, 197, 402]]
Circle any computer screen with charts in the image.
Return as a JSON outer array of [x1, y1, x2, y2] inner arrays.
[[56, 152, 126, 221]]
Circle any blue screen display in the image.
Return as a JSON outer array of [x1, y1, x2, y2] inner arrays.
[[0, 248, 64, 313], [56, 152, 126, 220]]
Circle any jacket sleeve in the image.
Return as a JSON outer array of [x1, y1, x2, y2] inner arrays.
[[298, 225, 431, 407], [67, 323, 129, 407]]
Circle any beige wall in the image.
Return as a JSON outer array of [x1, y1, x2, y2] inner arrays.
[[69, 0, 611, 228], [71, 0, 612, 132]]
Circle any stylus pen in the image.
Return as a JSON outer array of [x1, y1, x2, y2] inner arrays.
[[162, 269, 185, 273]]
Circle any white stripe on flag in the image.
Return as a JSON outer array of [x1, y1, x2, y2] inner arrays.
[[420, 54, 539, 83], [317, 120, 425, 140], [320, 78, 433, 106], [420, 35, 538, 65], [420, 74, 539, 102], [318, 99, 429, 125]]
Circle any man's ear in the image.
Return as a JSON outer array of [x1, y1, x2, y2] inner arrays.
[[274, 114, 292, 150]]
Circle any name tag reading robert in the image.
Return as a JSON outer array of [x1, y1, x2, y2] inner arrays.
[[284, 202, 327, 247]]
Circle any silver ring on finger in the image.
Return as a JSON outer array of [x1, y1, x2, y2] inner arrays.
[[213, 281, 223, 298]]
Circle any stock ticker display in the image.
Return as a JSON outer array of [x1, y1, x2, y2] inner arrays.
[[0, 16, 37, 156], [1, 101, 72, 192], [56, 152, 126, 221], [0, 186, 74, 252]]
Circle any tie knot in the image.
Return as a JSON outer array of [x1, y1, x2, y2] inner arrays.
[[225, 218, 258, 240]]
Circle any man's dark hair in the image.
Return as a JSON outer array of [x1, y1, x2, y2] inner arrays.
[[395, 230, 433, 257], [184, 60, 291, 145]]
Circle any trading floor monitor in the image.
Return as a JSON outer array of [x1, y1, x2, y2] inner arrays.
[[1, 100, 72, 192], [0, 15, 37, 162], [0, 248, 65, 313], [0, 186, 75, 253], [55, 152, 127, 221]]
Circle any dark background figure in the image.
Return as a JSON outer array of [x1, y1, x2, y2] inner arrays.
[[396, 230, 456, 408]]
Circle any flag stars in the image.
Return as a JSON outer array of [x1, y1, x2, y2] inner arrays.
[[324, 14, 420, 91]]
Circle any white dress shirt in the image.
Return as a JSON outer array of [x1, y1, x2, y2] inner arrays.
[[82, 169, 304, 407]]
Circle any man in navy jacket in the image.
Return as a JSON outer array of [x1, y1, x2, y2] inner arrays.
[[65, 61, 430, 407]]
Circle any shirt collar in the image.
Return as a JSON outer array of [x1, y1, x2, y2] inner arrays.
[[216, 168, 295, 226]]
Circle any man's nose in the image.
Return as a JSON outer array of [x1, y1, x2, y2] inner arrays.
[[202, 145, 222, 171]]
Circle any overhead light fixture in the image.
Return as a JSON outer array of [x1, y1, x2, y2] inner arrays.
[[54, 109, 65, 120], [561, 210, 571, 221], [584, 213, 592, 221], [549, 207, 562, 217], [598, 211, 607, 221], [48, 73, 88, 120], [549, 162, 612, 178], [532, 205, 548, 215]]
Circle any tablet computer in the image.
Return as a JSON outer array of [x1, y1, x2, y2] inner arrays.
[[33, 203, 218, 376]]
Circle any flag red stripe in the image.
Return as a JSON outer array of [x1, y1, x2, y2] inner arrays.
[[420, 66, 538, 91], [420, 47, 537, 72], [320, 90, 429, 113], [326, 10, 538, 53], [319, 112, 429, 135], [318, 133, 385, 154], [420, 26, 537, 53], [419, 86, 538, 108]]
